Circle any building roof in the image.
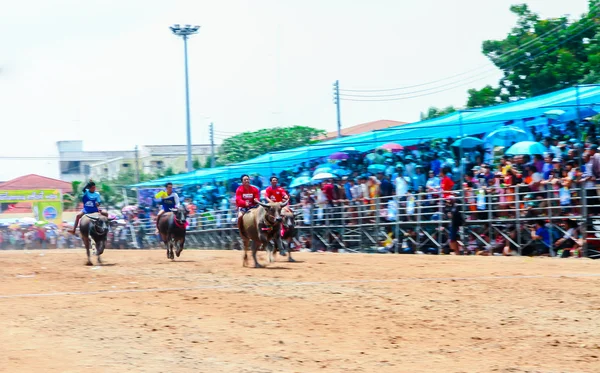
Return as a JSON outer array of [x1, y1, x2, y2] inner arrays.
[[318, 119, 409, 141], [0, 174, 73, 193], [145, 144, 212, 156]]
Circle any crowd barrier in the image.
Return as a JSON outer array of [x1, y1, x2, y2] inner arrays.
[[134, 185, 600, 259]]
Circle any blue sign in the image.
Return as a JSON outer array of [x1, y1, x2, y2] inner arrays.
[[43, 206, 58, 220]]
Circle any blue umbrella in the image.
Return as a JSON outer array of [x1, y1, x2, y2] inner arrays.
[[485, 126, 530, 148], [544, 107, 598, 121], [451, 137, 484, 149], [313, 167, 333, 175], [505, 141, 547, 156], [368, 164, 387, 173], [289, 176, 312, 188], [311, 172, 337, 182], [333, 168, 351, 177]]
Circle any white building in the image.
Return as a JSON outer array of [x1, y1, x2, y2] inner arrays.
[[57, 141, 212, 182]]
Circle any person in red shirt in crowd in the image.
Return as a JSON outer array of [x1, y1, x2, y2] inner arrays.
[[235, 174, 260, 221], [321, 179, 336, 207], [440, 169, 455, 198]]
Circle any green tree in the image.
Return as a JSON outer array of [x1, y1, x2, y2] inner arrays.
[[469, 1, 599, 104], [216, 126, 325, 165], [581, 28, 600, 84], [62, 181, 82, 210], [466, 85, 502, 108], [420, 106, 457, 120], [192, 158, 201, 170]]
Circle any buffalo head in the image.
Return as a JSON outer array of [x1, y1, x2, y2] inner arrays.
[[257, 200, 288, 224]]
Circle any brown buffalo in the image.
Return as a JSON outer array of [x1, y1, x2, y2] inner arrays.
[[273, 208, 300, 262], [239, 200, 288, 268]]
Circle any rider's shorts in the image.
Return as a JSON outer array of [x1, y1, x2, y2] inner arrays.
[[238, 205, 258, 214], [81, 208, 100, 214]]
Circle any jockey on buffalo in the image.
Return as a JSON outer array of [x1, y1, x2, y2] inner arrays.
[[154, 182, 181, 234], [265, 176, 293, 212], [265, 176, 296, 255], [69, 179, 108, 234], [235, 174, 260, 226], [265, 176, 288, 203]]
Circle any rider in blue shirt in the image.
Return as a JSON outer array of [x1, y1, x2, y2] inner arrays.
[[154, 182, 181, 234], [69, 180, 108, 234]]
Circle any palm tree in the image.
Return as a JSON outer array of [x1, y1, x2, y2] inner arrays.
[[62, 181, 83, 210]]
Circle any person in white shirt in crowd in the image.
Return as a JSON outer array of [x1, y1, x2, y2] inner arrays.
[[358, 175, 369, 201], [411, 166, 427, 191], [403, 155, 417, 178], [384, 159, 395, 177], [350, 179, 363, 202], [425, 170, 441, 195], [543, 137, 562, 159], [391, 163, 404, 182], [395, 169, 410, 199]]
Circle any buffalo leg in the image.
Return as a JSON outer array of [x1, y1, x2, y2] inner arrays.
[[168, 236, 174, 260], [271, 239, 280, 262], [267, 239, 276, 263], [163, 235, 171, 259], [242, 238, 250, 267], [286, 239, 296, 262], [83, 237, 92, 266], [251, 240, 263, 268], [96, 240, 104, 264], [176, 237, 184, 257], [279, 237, 287, 256], [96, 240, 105, 256]]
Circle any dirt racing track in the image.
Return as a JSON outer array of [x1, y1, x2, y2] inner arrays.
[[0, 249, 599, 373]]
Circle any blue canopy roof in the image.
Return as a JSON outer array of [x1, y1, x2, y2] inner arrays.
[[133, 85, 600, 187]]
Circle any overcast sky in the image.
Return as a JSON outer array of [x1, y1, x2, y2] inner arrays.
[[0, 0, 590, 180]]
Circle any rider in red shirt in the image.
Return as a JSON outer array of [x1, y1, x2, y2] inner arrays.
[[265, 176, 288, 202], [235, 174, 260, 219], [265, 176, 293, 213]]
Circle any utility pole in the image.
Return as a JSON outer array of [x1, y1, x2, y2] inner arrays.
[[333, 80, 342, 138], [134, 145, 141, 184], [209, 122, 216, 168], [170, 24, 200, 172]]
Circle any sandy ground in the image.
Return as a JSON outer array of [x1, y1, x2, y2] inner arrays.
[[0, 249, 599, 373]]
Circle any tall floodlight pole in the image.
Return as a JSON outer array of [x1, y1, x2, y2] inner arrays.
[[170, 24, 200, 172]]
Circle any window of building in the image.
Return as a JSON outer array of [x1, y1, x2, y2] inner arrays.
[[60, 161, 81, 175], [153, 160, 165, 169]]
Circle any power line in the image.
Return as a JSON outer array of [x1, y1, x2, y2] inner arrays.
[[215, 131, 244, 136], [340, 5, 598, 94], [339, 19, 599, 102], [340, 71, 497, 99]]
